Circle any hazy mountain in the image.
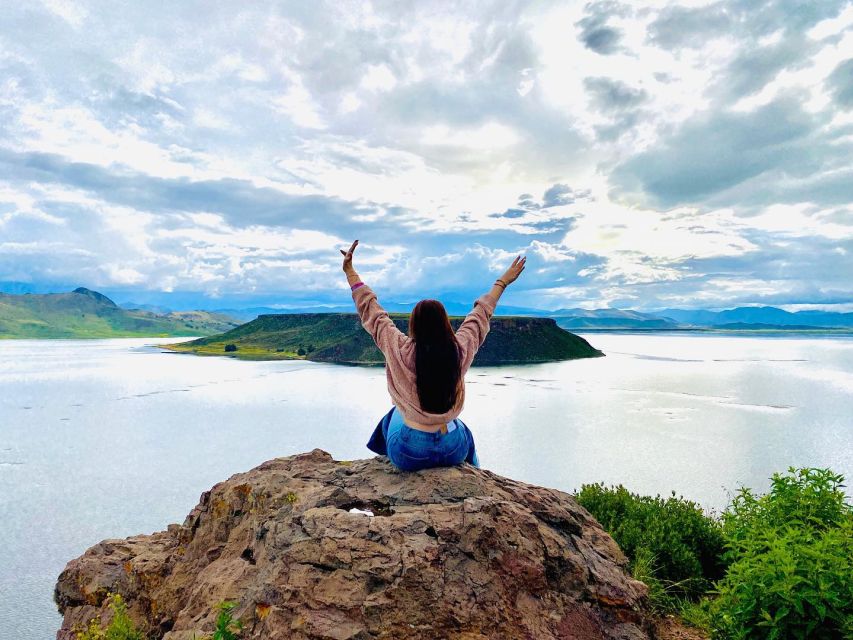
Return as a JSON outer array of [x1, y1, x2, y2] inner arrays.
[[548, 308, 681, 330], [660, 306, 853, 328], [0, 288, 240, 338]]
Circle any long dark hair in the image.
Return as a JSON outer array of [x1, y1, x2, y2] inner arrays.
[[409, 299, 461, 414]]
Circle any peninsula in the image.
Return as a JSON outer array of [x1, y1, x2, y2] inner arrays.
[[164, 313, 603, 365]]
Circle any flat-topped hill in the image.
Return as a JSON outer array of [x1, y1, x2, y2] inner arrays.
[[164, 313, 604, 365], [54, 449, 652, 639], [0, 288, 239, 339]]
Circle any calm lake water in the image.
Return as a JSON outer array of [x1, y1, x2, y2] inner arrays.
[[1, 333, 852, 638]]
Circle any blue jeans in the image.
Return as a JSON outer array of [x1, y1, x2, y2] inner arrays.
[[381, 406, 480, 472]]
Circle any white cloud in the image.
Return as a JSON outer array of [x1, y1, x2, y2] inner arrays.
[[272, 79, 326, 129], [39, 0, 88, 28], [360, 64, 397, 92], [421, 122, 520, 150], [0, 0, 849, 309]]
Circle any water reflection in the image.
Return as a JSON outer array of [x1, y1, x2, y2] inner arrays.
[[0, 333, 851, 638]]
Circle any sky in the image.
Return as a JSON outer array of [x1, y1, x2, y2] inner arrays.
[[0, 0, 852, 312]]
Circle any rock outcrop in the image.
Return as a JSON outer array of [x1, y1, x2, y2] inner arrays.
[[55, 449, 653, 639]]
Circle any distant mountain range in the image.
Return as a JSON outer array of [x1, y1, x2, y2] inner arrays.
[[658, 307, 853, 328], [213, 304, 853, 331], [549, 308, 681, 330], [2, 284, 851, 337], [0, 288, 240, 339], [200, 303, 851, 331]]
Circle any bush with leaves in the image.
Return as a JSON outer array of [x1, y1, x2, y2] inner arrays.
[[576, 483, 727, 610], [192, 601, 243, 640], [73, 592, 145, 640], [708, 467, 853, 639]]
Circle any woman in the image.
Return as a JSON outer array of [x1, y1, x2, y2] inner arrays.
[[340, 240, 526, 471]]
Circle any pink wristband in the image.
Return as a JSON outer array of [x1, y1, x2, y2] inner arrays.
[[350, 281, 365, 291]]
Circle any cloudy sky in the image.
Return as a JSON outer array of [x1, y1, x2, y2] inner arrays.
[[1, 0, 852, 311]]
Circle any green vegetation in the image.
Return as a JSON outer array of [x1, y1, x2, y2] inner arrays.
[[73, 593, 145, 640], [165, 313, 603, 365], [73, 592, 244, 640], [199, 601, 243, 640], [709, 468, 853, 639], [576, 484, 727, 610], [577, 468, 853, 638], [0, 288, 239, 339]]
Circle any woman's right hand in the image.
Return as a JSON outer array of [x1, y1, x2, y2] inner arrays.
[[500, 255, 526, 285], [340, 239, 358, 274]]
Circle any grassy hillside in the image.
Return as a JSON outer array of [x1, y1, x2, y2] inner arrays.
[[164, 313, 603, 365], [0, 288, 240, 339]]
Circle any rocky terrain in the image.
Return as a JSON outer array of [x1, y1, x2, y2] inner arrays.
[[55, 449, 655, 639]]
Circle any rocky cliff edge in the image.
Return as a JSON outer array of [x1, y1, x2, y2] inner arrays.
[[54, 449, 654, 640]]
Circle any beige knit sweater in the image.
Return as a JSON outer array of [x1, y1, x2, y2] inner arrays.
[[352, 284, 498, 429]]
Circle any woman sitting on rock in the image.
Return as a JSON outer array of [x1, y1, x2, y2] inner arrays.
[[340, 240, 526, 471]]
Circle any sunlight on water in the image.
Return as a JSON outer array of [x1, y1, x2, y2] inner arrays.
[[1, 334, 851, 638]]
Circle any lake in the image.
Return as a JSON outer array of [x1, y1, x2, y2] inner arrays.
[[1, 333, 851, 638]]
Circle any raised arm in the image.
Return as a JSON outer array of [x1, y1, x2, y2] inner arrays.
[[341, 240, 407, 354], [455, 255, 526, 369]]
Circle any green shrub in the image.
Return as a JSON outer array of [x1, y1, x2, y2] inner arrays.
[[576, 483, 727, 608], [708, 468, 853, 639], [73, 592, 145, 640], [224, 344, 237, 353], [206, 601, 243, 640]]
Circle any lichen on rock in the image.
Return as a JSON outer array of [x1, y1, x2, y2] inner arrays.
[[55, 449, 653, 639]]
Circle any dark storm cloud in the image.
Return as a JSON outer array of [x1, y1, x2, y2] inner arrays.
[[608, 93, 835, 208], [543, 184, 589, 207], [663, 233, 853, 306], [490, 184, 589, 219], [580, 26, 622, 55], [719, 37, 813, 100], [575, 1, 631, 55], [0, 147, 428, 240], [584, 77, 648, 112]]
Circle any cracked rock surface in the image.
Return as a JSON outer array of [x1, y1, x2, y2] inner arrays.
[[54, 449, 653, 639]]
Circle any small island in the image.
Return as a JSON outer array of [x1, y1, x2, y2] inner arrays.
[[163, 313, 604, 365]]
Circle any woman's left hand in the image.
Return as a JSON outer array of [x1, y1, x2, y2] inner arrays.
[[340, 239, 359, 274]]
